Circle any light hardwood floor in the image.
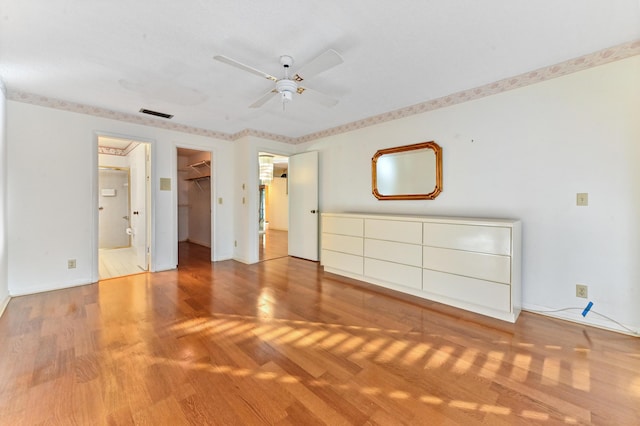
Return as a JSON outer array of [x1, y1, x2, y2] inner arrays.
[[99, 247, 146, 280], [259, 229, 288, 262], [0, 242, 638, 425]]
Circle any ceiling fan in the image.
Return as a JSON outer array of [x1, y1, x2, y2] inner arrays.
[[213, 49, 343, 109]]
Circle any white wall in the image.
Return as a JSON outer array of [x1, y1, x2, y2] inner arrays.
[[301, 56, 640, 333], [7, 102, 235, 295], [0, 81, 9, 315], [266, 177, 289, 230]]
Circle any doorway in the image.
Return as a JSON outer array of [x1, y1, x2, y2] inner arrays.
[[177, 148, 212, 264], [258, 152, 289, 261], [98, 136, 151, 279]]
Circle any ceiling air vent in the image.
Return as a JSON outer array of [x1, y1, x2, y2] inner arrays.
[[139, 108, 173, 119]]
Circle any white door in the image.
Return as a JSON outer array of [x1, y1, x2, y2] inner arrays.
[[288, 151, 319, 261], [130, 144, 149, 270]]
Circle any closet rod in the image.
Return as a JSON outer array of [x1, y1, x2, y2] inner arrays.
[[188, 160, 210, 168]]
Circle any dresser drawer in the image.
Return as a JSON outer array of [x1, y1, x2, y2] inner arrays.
[[423, 246, 511, 284], [365, 219, 422, 244], [364, 238, 422, 267], [322, 233, 363, 256], [423, 223, 511, 255], [322, 249, 363, 275], [423, 269, 511, 312], [365, 258, 422, 290], [322, 216, 364, 237]]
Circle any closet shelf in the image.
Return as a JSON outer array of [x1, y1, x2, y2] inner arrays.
[[180, 160, 211, 190], [179, 160, 210, 173]]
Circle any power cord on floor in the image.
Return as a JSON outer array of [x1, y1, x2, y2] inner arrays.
[[526, 305, 639, 336]]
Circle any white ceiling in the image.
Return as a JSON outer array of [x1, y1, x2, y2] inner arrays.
[[1, 1, 638, 140]]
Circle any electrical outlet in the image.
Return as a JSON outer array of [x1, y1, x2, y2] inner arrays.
[[234, 240, 237, 247], [576, 284, 588, 298], [68, 259, 77, 269]]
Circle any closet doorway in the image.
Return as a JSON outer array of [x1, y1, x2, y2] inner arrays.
[[258, 152, 289, 261], [177, 148, 212, 264], [98, 136, 151, 279]]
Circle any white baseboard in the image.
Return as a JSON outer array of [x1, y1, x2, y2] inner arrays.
[[187, 239, 211, 248], [233, 256, 255, 265], [0, 295, 10, 318], [522, 303, 639, 337], [9, 278, 93, 297], [213, 255, 233, 262], [153, 263, 177, 272]]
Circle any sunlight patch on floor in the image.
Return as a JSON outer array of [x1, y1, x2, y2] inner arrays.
[[509, 353, 532, 382], [541, 357, 561, 386]]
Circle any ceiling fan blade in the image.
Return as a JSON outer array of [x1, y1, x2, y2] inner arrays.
[[214, 55, 277, 81], [293, 49, 343, 81], [250, 90, 277, 108], [298, 86, 339, 108]]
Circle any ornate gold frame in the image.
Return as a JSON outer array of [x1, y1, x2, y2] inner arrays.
[[372, 141, 442, 200]]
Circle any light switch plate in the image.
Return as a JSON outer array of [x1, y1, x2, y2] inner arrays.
[[160, 177, 172, 191], [576, 193, 588, 206]]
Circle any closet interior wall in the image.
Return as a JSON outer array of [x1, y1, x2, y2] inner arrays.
[[178, 151, 211, 248]]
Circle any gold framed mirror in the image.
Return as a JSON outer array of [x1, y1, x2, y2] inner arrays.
[[372, 141, 442, 200]]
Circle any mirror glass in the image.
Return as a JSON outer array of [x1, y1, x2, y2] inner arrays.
[[372, 141, 442, 200]]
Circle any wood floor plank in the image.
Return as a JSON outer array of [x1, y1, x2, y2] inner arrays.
[[0, 240, 638, 425]]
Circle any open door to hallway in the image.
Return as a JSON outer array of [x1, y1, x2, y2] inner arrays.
[[258, 152, 289, 261], [288, 151, 319, 261]]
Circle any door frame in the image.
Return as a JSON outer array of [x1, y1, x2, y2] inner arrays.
[[173, 144, 217, 264], [92, 131, 155, 282], [130, 143, 151, 270]]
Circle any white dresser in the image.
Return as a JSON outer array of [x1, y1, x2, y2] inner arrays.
[[321, 213, 522, 322]]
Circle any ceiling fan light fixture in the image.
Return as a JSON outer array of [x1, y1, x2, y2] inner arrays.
[[275, 78, 298, 107], [281, 90, 293, 102], [276, 79, 298, 97]]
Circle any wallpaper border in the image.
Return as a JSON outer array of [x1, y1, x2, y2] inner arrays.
[[8, 40, 639, 145]]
